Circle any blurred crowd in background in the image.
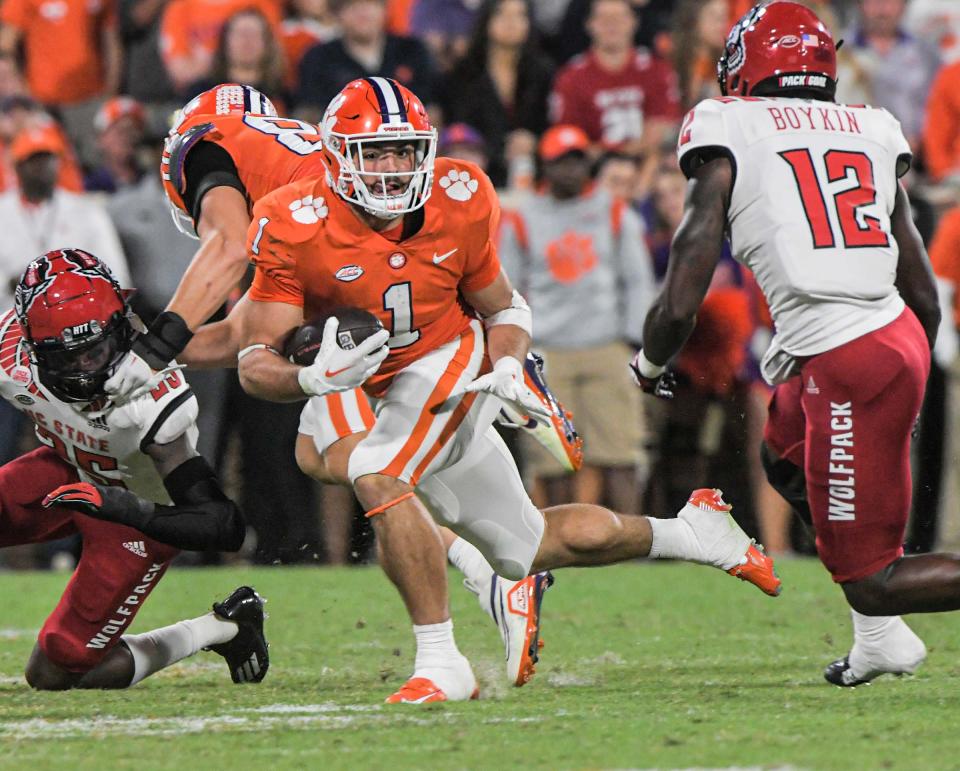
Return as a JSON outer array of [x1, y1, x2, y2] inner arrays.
[[2, 0, 960, 569]]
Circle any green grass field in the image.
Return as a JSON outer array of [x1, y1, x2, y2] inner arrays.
[[2, 558, 959, 770]]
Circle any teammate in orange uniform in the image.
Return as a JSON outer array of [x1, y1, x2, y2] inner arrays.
[[240, 77, 781, 703], [99, 83, 565, 689]]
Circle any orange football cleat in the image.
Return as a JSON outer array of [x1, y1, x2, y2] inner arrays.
[[681, 488, 782, 597], [727, 542, 782, 597], [385, 676, 480, 704]]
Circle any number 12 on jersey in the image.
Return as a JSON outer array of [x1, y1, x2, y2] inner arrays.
[[779, 148, 890, 250]]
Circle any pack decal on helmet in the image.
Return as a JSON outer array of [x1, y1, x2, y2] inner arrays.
[[718, 2, 838, 100], [0, 310, 44, 399]]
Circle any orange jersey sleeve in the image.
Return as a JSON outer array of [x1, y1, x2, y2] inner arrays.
[[247, 180, 319, 308], [451, 160, 503, 294]]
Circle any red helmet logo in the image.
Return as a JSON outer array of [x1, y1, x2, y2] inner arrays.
[[718, 2, 837, 99], [14, 249, 132, 402]]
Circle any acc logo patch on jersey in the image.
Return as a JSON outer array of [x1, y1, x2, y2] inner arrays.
[[335, 265, 364, 282], [388, 252, 407, 269], [14, 394, 34, 405], [11, 365, 31, 385], [289, 195, 328, 225], [439, 169, 479, 202]]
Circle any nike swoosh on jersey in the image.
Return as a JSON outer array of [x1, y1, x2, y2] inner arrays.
[[433, 248, 458, 264]]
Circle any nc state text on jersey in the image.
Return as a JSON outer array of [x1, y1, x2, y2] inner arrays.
[[22, 408, 111, 452]]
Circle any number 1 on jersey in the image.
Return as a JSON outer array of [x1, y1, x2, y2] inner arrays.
[[780, 148, 890, 250], [383, 282, 420, 348]]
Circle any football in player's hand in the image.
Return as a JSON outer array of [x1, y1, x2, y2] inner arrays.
[[284, 307, 385, 366]]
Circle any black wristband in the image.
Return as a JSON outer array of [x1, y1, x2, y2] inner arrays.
[[134, 311, 194, 369], [98, 485, 156, 528]]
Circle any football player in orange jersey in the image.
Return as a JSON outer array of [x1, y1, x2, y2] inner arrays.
[[239, 77, 782, 703], [97, 83, 562, 690]]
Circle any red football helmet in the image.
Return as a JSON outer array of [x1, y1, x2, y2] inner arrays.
[[14, 249, 133, 403], [718, 2, 837, 100], [320, 77, 437, 218]]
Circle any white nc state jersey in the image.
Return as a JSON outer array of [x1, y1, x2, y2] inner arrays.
[[677, 96, 911, 384], [0, 310, 199, 503]]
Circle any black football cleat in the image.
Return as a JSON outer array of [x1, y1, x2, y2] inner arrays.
[[206, 586, 269, 684], [824, 656, 869, 687]]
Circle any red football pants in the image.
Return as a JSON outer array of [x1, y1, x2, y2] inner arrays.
[[765, 308, 930, 582], [0, 446, 178, 671]]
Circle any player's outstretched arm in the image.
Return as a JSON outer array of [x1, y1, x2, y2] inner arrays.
[[179, 293, 251, 369], [639, 156, 732, 368], [42, 435, 245, 552], [105, 187, 252, 399], [892, 183, 941, 349], [166, 187, 252, 331]]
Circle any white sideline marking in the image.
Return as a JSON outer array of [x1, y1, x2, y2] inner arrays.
[[0, 703, 546, 740], [0, 628, 34, 640]]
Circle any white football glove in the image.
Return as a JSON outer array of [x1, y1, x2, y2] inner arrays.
[[104, 350, 155, 402], [297, 317, 390, 397], [460, 356, 552, 425]]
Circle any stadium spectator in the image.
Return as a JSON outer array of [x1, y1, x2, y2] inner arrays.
[[838, 0, 940, 150], [296, 0, 436, 121], [596, 151, 640, 203], [187, 8, 287, 108], [409, 0, 479, 73], [159, 0, 281, 94], [437, 122, 488, 168], [923, 60, 960, 184], [905, 0, 960, 62], [440, 0, 552, 189], [551, 0, 673, 64], [0, 0, 121, 165], [670, 0, 728, 109], [549, 0, 680, 195], [280, 0, 338, 92], [85, 97, 147, 194], [499, 125, 655, 511], [0, 97, 83, 194], [120, 0, 178, 106], [0, 128, 130, 302]]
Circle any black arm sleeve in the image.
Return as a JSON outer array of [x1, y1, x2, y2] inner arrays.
[[102, 456, 245, 551], [182, 141, 249, 224]]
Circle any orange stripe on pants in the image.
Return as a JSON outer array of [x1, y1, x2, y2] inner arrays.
[[408, 391, 478, 486], [326, 392, 352, 438], [380, 326, 477, 480]]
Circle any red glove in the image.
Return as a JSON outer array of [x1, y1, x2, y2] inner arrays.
[[43, 482, 104, 515]]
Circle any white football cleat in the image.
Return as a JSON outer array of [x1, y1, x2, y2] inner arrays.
[[824, 616, 927, 687], [680, 489, 782, 597], [465, 570, 554, 686]]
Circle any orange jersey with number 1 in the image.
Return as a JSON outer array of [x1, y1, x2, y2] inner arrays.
[[247, 158, 502, 397], [161, 112, 327, 218]]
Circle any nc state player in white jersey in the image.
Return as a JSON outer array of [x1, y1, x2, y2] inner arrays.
[[0, 249, 268, 689], [632, 2, 946, 687]]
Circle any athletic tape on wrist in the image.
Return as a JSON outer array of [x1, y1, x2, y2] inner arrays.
[[482, 290, 532, 336], [634, 350, 666, 378]]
